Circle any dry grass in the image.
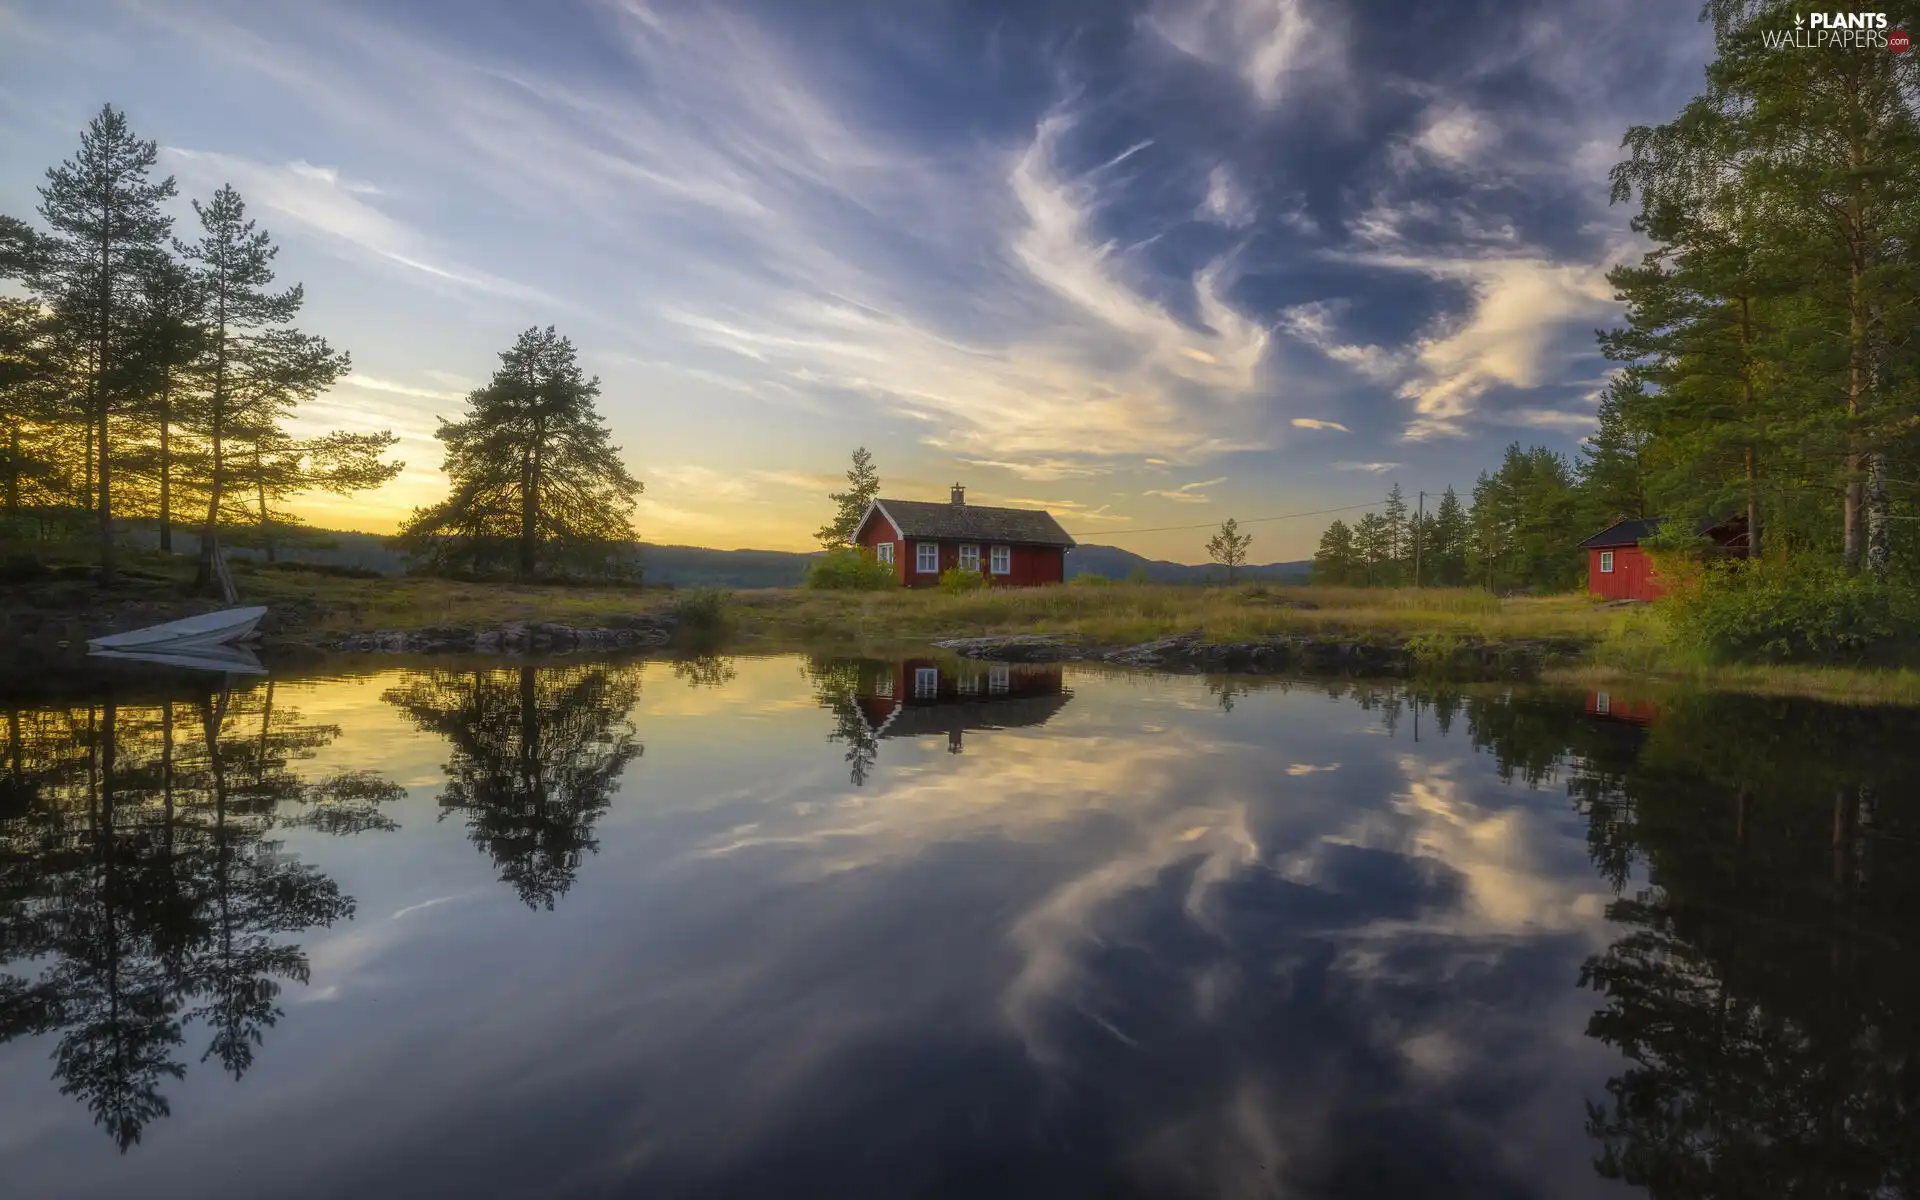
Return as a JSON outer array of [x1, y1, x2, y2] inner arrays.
[[723, 583, 1619, 645]]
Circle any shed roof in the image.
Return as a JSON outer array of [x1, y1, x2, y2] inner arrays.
[[1577, 515, 1738, 549], [864, 499, 1076, 547]]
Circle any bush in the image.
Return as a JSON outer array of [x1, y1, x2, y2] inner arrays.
[[1068, 571, 1111, 587], [1126, 565, 1152, 584], [669, 586, 732, 631], [939, 566, 988, 594], [1659, 560, 1916, 664], [805, 546, 897, 591]]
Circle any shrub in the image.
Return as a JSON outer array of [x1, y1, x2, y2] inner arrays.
[[939, 566, 988, 594], [669, 586, 732, 631], [1068, 571, 1111, 587], [805, 546, 896, 591], [1125, 565, 1152, 584], [1659, 560, 1916, 664]]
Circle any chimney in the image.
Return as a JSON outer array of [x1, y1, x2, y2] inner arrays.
[[950, 483, 966, 506]]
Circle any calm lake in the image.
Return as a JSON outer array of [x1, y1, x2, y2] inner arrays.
[[3, 654, 1917, 1198]]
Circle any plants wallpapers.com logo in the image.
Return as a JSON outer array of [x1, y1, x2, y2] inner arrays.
[[1761, 11, 1910, 51]]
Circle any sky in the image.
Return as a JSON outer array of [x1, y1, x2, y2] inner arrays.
[[0, 0, 1716, 560]]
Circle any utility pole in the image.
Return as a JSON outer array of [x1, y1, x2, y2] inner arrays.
[[1414, 490, 1425, 589]]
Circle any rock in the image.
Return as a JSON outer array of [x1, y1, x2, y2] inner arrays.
[[933, 634, 1091, 662]]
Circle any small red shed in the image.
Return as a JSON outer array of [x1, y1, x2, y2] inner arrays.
[[853, 485, 1075, 588], [1579, 515, 1749, 601]]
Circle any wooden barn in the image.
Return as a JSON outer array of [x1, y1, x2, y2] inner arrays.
[[854, 485, 1075, 587], [1578, 515, 1749, 602]]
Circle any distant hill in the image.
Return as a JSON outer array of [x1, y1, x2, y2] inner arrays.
[[1066, 544, 1311, 584], [122, 525, 1303, 588]]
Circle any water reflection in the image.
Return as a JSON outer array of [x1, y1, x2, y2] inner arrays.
[[0, 684, 398, 1148], [2, 660, 1919, 1196], [383, 663, 645, 910], [1472, 692, 1920, 1196], [807, 656, 1072, 782]]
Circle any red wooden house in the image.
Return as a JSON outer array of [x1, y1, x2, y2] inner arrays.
[[1579, 515, 1749, 602], [854, 485, 1075, 587]]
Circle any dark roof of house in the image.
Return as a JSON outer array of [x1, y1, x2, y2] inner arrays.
[[864, 692, 1074, 738], [1578, 515, 1737, 549], [866, 499, 1076, 547]]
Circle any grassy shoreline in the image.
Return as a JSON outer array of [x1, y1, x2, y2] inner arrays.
[[4, 554, 1915, 703]]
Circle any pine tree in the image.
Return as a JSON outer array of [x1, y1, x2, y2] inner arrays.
[[1312, 518, 1359, 585], [1353, 512, 1389, 586], [118, 254, 205, 552], [1206, 517, 1252, 584], [232, 428, 403, 561], [175, 185, 349, 589], [1382, 483, 1408, 583], [29, 105, 177, 584], [396, 327, 642, 579], [815, 446, 879, 549], [1428, 486, 1468, 586], [1578, 377, 1653, 532]]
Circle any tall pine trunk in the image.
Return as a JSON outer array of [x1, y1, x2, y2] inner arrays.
[[254, 449, 276, 563], [1738, 295, 1761, 560], [157, 381, 172, 553], [4, 426, 18, 519], [196, 289, 228, 592], [518, 441, 540, 580]]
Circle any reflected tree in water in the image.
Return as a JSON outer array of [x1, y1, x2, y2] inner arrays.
[[805, 658, 882, 787], [0, 685, 398, 1149], [670, 653, 738, 689], [1467, 692, 1920, 1196], [384, 664, 643, 910]]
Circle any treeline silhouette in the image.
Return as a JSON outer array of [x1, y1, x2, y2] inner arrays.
[[0, 105, 400, 585]]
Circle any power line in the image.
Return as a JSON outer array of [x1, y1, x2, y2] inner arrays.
[[1063, 499, 1384, 540]]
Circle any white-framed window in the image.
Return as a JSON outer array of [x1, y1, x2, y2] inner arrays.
[[958, 544, 980, 572], [1599, 550, 1615, 574], [914, 667, 939, 698], [956, 673, 980, 695], [1595, 691, 1611, 715], [988, 664, 1010, 694], [990, 545, 1011, 575], [876, 541, 893, 565], [875, 677, 893, 698], [916, 542, 939, 573]]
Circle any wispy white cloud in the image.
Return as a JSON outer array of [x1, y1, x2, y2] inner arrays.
[[957, 458, 1107, 482], [1332, 461, 1398, 474], [1144, 0, 1342, 109], [1198, 164, 1254, 229], [163, 148, 559, 306], [1143, 476, 1226, 504], [1502, 407, 1598, 432], [341, 374, 467, 402], [1289, 417, 1349, 432]]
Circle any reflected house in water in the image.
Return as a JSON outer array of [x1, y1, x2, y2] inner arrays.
[[855, 660, 1071, 754], [1584, 690, 1661, 727]]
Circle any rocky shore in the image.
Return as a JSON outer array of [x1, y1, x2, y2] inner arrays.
[[932, 632, 1583, 679]]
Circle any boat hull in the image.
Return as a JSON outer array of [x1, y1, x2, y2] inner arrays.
[[90, 643, 267, 675], [86, 605, 269, 651]]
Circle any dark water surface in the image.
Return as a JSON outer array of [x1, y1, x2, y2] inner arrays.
[[4, 655, 1919, 1198]]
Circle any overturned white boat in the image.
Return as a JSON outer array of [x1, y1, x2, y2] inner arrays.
[[87, 605, 269, 652]]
